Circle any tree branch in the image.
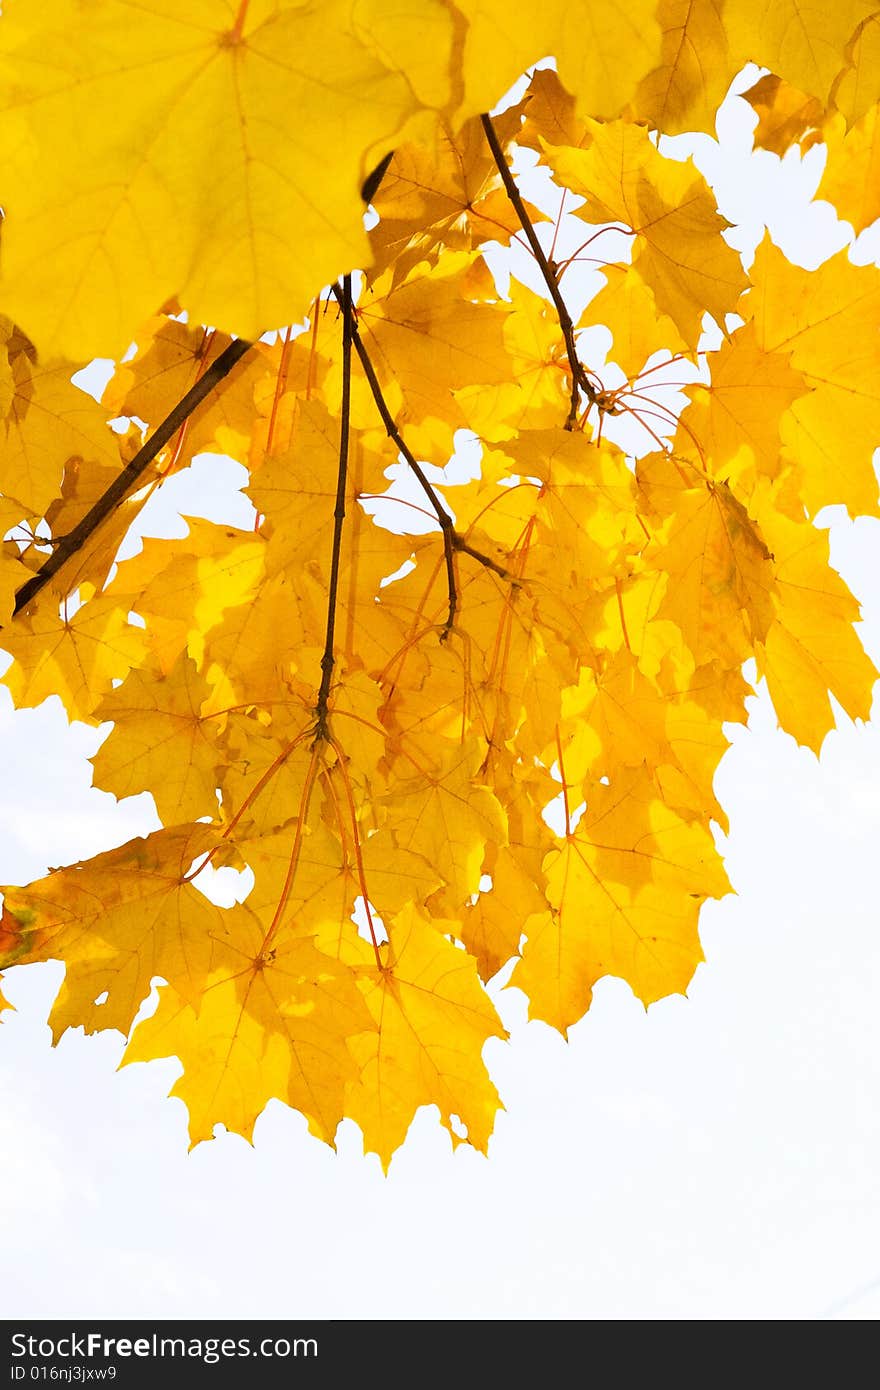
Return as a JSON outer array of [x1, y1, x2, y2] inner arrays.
[[12, 337, 253, 616], [480, 112, 595, 429], [330, 284, 509, 639], [315, 275, 353, 738]]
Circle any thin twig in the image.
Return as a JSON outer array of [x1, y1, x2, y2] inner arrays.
[[480, 112, 596, 428], [331, 282, 510, 637], [315, 275, 352, 737], [12, 337, 253, 616]]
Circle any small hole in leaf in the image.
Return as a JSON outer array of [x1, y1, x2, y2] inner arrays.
[[353, 895, 388, 946]]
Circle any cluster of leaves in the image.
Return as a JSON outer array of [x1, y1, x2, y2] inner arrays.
[[0, 1, 878, 1167]]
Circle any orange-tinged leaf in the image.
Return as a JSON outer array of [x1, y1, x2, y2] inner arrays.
[[741, 73, 825, 155], [0, 824, 238, 1038], [343, 903, 508, 1169]]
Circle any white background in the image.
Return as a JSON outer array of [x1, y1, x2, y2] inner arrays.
[[1, 72, 879, 1321]]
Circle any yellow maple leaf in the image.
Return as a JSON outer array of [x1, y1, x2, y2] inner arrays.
[[109, 520, 266, 673], [0, 318, 122, 518], [0, 0, 457, 358], [744, 238, 880, 518], [0, 824, 239, 1038], [510, 770, 731, 1033], [454, 0, 662, 124], [630, 0, 732, 136], [725, 0, 877, 105], [123, 916, 373, 1147], [2, 582, 146, 722], [382, 741, 508, 907], [681, 320, 808, 487], [455, 281, 571, 441], [557, 649, 680, 784], [832, 13, 880, 125], [542, 120, 748, 344], [367, 109, 531, 285], [343, 903, 508, 1169], [462, 842, 547, 981], [819, 106, 880, 235], [580, 267, 687, 381], [103, 317, 272, 470], [639, 460, 777, 668], [356, 255, 513, 458], [754, 494, 878, 752], [91, 653, 225, 823]]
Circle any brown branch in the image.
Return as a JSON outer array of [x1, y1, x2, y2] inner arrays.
[[330, 281, 464, 635], [315, 275, 353, 739], [12, 337, 253, 617], [480, 112, 595, 429]]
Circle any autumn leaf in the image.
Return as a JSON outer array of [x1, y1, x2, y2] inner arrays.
[[0, 824, 241, 1038], [744, 238, 880, 518], [537, 118, 748, 343], [0, 0, 458, 358], [342, 904, 508, 1171]]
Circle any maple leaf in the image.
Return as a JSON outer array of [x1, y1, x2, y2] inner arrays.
[[819, 107, 880, 235], [539, 119, 748, 344], [0, 3, 877, 1167], [90, 654, 226, 824], [741, 73, 826, 156], [744, 238, 880, 519], [123, 914, 374, 1148], [0, 824, 240, 1038], [342, 904, 508, 1171], [0, 0, 459, 358], [510, 770, 731, 1035], [724, 0, 877, 106], [630, 0, 732, 136]]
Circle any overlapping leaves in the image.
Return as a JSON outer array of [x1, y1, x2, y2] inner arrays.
[[0, 2, 877, 1167]]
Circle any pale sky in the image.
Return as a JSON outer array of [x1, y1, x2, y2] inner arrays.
[[1, 69, 879, 1321]]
